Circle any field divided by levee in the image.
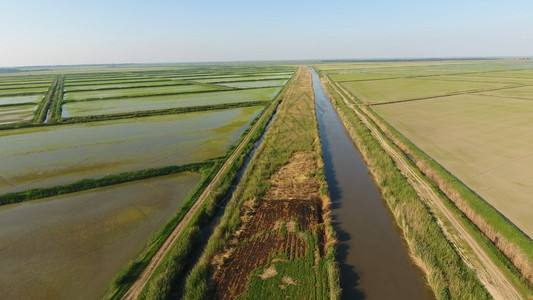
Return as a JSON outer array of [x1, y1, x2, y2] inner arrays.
[[180, 67, 340, 300], [0, 63, 297, 300], [318, 59, 533, 299]]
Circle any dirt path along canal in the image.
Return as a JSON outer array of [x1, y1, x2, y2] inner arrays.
[[311, 68, 434, 300]]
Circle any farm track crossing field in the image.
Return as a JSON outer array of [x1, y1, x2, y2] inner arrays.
[[61, 87, 280, 117], [0, 172, 201, 300], [0, 106, 263, 194]]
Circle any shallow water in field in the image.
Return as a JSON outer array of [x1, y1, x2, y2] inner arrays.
[[0, 106, 262, 194], [61, 87, 279, 117], [311, 68, 433, 299], [0, 172, 201, 300]]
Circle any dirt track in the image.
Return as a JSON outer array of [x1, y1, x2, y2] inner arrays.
[[120, 99, 280, 300], [324, 77, 521, 300]]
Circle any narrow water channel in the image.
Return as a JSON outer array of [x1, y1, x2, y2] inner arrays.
[[311, 68, 434, 299]]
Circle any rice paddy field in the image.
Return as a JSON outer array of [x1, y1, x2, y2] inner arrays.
[[320, 59, 533, 238], [0, 63, 296, 299]]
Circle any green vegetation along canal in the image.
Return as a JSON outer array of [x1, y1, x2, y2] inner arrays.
[[311, 68, 434, 299]]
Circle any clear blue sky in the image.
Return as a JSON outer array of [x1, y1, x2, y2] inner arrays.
[[1, 0, 533, 66]]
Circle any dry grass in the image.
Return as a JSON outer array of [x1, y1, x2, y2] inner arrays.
[[373, 94, 533, 239]]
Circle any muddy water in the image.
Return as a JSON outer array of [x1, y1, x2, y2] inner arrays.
[[311, 68, 434, 299], [0, 172, 201, 300]]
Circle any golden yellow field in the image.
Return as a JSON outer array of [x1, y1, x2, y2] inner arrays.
[[323, 60, 533, 237]]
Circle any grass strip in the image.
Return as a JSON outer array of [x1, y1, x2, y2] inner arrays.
[[321, 71, 491, 299], [0, 160, 213, 206]]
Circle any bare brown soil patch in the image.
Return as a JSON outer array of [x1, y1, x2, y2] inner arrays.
[[212, 151, 327, 300], [263, 152, 320, 202]]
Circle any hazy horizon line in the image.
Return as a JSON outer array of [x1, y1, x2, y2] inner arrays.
[[2, 55, 531, 70]]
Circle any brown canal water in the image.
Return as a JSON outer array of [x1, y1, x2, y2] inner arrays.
[[0, 172, 201, 300], [311, 68, 434, 299]]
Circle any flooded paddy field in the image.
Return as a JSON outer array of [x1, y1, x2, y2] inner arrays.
[[322, 59, 533, 237], [0, 104, 37, 125], [0, 172, 201, 300], [193, 74, 291, 83], [62, 87, 280, 117], [0, 86, 48, 96], [0, 106, 263, 194], [340, 77, 513, 104], [64, 84, 219, 101], [312, 68, 433, 299]]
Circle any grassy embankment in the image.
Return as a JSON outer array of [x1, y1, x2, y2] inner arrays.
[[326, 72, 533, 289], [181, 67, 340, 300], [106, 74, 292, 300], [319, 70, 491, 299]]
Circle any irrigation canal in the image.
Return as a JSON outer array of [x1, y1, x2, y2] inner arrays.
[[311, 68, 434, 299]]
